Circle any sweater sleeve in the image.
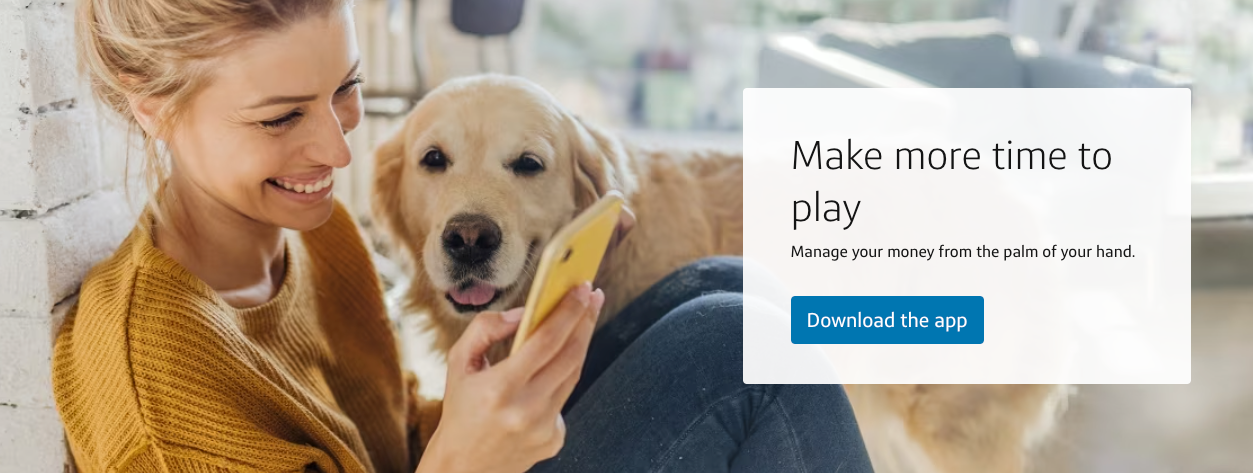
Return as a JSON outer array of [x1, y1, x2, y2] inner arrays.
[[58, 202, 409, 473], [113, 441, 250, 472], [56, 279, 343, 472], [116, 442, 330, 473]]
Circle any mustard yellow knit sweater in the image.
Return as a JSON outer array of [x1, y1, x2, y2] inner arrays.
[[52, 201, 435, 473]]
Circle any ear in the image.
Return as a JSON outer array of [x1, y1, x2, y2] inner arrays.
[[607, 204, 636, 254], [121, 75, 165, 138], [370, 132, 411, 253], [568, 115, 637, 240], [372, 129, 444, 329], [570, 121, 610, 211], [568, 115, 637, 239]]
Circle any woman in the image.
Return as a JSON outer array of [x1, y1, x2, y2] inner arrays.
[[54, 0, 873, 472]]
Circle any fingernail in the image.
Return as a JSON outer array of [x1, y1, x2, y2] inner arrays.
[[588, 290, 605, 317], [591, 289, 605, 310], [575, 282, 592, 306], [501, 308, 523, 323]]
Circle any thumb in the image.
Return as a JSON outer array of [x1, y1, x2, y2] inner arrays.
[[613, 206, 635, 247], [449, 308, 523, 374], [599, 206, 635, 276], [619, 205, 636, 232]]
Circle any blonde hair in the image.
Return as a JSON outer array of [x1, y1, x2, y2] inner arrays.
[[76, 0, 348, 218]]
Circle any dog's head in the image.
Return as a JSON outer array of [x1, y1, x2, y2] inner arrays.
[[372, 75, 634, 342]]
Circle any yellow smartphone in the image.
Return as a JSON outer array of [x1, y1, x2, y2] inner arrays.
[[510, 191, 625, 355]]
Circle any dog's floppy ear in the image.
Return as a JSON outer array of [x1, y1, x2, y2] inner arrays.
[[569, 116, 613, 210], [370, 126, 445, 336], [370, 131, 411, 250], [568, 114, 637, 237]]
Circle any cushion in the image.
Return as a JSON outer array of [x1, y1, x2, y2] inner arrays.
[[813, 18, 1026, 88]]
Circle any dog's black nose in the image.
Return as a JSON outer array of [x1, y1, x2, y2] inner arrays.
[[442, 214, 502, 265]]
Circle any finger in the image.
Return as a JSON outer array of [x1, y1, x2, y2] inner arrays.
[[553, 290, 602, 401], [599, 207, 635, 275], [530, 289, 602, 406], [448, 308, 523, 375], [501, 283, 593, 378], [616, 205, 636, 242]]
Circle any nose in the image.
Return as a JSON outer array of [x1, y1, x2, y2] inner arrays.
[[307, 107, 353, 169], [442, 214, 502, 266]]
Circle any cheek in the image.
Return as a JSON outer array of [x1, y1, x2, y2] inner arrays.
[[401, 173, 443, 245], [176, 126, 262, 186], [236, 139, 288, 180], [542, 170, 577, 207], [199, 134, 290, 195], [522, 174, 577, 229]]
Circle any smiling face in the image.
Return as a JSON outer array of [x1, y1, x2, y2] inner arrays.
[[162, 6, 363, 231], [373, 76, 618, 324]]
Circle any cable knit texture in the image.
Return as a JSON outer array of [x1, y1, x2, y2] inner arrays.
[[53, 200, 433, 473]]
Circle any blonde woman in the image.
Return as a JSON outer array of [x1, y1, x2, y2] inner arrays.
[[54, 0, 872, 472]]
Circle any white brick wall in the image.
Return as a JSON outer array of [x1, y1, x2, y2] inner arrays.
[[1, 1, 135, 472], [1, 0, 98, 213], [0, 299, 76, 472], [0, 190, 135, 316], [0, 406, 69, 473]]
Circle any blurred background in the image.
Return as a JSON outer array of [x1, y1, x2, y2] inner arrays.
[[337, 1, 1246, 472], [340, 0, 1229, 215]]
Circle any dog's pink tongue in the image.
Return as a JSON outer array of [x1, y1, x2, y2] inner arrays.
[[449, 282, 496, 306]]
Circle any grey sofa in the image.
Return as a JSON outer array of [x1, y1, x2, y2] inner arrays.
[[758, 18, 1190, 89]]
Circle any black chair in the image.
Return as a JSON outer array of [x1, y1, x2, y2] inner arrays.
[[450, 0, 527, 73], [371, 0, 526, 112]]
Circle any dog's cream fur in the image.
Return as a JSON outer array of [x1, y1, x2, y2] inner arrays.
[[371, 75, 741, 354], [371, 74, 1065, 473]]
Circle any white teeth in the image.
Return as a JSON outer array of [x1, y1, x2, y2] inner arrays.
[[273, 174, 333, 194]]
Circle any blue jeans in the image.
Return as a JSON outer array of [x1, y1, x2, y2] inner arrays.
[[531, 257, 874, 473]]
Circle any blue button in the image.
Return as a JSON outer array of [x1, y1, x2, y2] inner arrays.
[[791, 296, 984, 344]]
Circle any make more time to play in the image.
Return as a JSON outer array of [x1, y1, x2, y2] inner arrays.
[[789, 139, 1113, 231]]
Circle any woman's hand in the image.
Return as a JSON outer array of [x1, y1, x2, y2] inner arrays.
[[417, 283, 604, 473]]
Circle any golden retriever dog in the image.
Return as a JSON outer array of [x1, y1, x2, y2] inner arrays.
[[845, 384, 1071, 473], [371, 74, 1066, 473], [371, 74, 743, 355]]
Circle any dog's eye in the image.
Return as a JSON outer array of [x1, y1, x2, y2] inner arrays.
[[509, 154, 545, 176], [421, 149, 448, 171]]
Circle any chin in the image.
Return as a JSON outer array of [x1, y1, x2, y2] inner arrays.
[[272, 201, 337, 232]]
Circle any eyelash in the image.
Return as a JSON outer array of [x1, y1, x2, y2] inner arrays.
[[260, 111, 303, 130], [258, 74, 364, 130], [336, 74, 364, 96]]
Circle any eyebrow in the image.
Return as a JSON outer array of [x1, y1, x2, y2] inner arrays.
[[244, 59, 362, 110]]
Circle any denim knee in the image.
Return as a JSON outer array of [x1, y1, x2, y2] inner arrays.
[[647, 292, 746, 390], [655, 256, 743, 297], [661, 291, 744, 341]]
